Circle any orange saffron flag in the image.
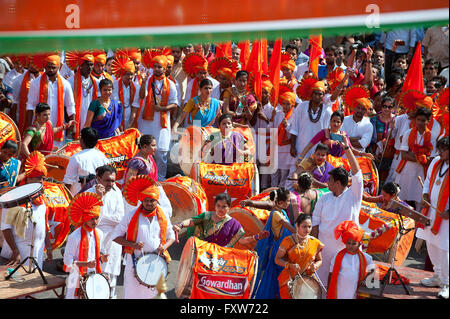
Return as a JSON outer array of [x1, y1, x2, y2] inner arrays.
[[268, 38, 282, 106], [402, 41, 423, 93], [238, 40, 251, 69], [215, 42, 232, 59], [309, 34, 323, 78]]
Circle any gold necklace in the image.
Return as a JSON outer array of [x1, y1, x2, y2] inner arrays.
[[100, 99, 112, 115]]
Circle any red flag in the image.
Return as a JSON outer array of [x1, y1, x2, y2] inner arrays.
[[216, 42, 232, 59], [309, 34, 322, 78], [268, 38, 282, 106], [246, 39, 265, 102], [402, 41, 424, 93], [238, 40, 251, 69]]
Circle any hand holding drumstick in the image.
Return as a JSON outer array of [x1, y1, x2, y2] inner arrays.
[[417, 176, 449, 220]]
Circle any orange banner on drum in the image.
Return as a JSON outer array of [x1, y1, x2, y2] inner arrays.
[[190, 237, 256, 299], [61, 128, 141, 181], [42, 181, 72, 249], [198, 162, 254, 210]]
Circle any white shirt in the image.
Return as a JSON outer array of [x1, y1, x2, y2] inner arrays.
[[342, 115, 373, 152], [112, 78, 141, 128], [26, 73, 75, 128], [294, 61, 310, 81], [63, 148, 110, 194], [2, 68, 22, 89], [11, 71, 39, 120], [329, 250, 375, 299], [67, 74, 100, 130], [0, 203, 47, 268], [184, 76, 221, 103], [272, 107, 296, 170], [135, 77, 178, 151], [288, 97, 333, 158]]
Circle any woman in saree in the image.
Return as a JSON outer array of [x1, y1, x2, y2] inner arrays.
[[172, 192, 269, 248], [172, 78, 222, 132], [252, 187, 297, 299], [362, 181, 412, 213], [84, 78, 123, 140], [275, 214, 324, 299]]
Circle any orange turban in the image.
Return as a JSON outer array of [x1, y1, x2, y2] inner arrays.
[[138, 185, 160, 202], [152, 55, 168, 69], [94, 53, 107, 65], [45, 54, 61, 67], [281, 59, 296, 72], [262, 80, 273, 92], [166, 55, 174, 66], [123, 175, 158, 206], [311, 81, 326, 93], [279, 91, 297, 106], [355, 97, 373, 110], [129, 49, 142, 62], [68, 192, 103, 227], [416, 96, 434, 109], [217, 67, 233, 80], [334, 220, 365, 244], [24, 151, 47, 178], [111, 56, 136, 78]]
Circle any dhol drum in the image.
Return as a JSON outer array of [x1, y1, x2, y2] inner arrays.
[[135, 253, 168, 289], [0, 183, 44, 208], [44, 154, 71, 182], [0, 111, 21, 150], [79, 273, 111, 299], [288, 274, 322, 299], [162, 175, 208, 227], [175, 236, 197, 299]]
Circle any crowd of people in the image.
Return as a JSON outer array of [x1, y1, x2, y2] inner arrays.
[[0, 26, 448, 300]]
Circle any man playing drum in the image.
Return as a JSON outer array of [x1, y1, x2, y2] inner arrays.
[[1, 151, 52, 268], [173, 192, 268, 248], [63, 192, 109, 299], [112, 175, 175, 299]]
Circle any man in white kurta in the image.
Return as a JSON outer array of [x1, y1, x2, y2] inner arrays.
[[85, 165, 124, 299], [341, 107, 374, 154], [63, 127, 110, 194], [312, 139, 363, 291], [133, 59, 178, 181], [113, 73, 141, 129], [416, 137, 449, 299]]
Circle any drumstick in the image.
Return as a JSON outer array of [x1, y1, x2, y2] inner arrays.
[[417, 176, 443, 214]]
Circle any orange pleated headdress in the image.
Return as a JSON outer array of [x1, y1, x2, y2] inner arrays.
[[44, 54, 61, 67], [182, 52, 208, 78], [334, 220, 365, 244], [280, 51, 296, 72], [343, 85, 372, 110], [208, 56, 233, 80], [10, 55, 30, 68], [65, 51, 95, 71], [92, 50, 107, 65], [141, 48, 163, 69], [116, 48, 142, 62], [122, 175, 158, 206], [399, 89, 434, 112], [326, 67, 347, 92], [67, 192, 103, 227], [24, 151, 47, 178], [111, 56, 136, 78], [30, 52, 57, 72], [296, 74, 321, 101]]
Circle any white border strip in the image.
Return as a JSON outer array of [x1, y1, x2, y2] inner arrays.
[[0, 8, 448, 37]]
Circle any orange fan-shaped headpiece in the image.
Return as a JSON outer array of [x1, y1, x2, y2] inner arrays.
[[111, 56, 136, 78], [296, 74, 320, 101], [141, 49, 163, 69], [65, 51, 95, 71], [10, 55, 30, 67], [280, 51, 296, 72], [399, 89, 433, 113], [435, 87, 449, 114], [68, 192, 103, 227], [92, 50, 107, 65], [208, 57, 233, 80], [116, 48, 142, 62], [122, 175, 158, 206], [342, 85, 372, 110], [182, 53, 208, 78], [30, 53, 57, 72], [24, 151, 47, 178], [326, 67, 347, 92]]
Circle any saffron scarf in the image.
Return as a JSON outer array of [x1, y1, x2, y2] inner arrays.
[[396, 126, 432, 175], [73, 71, 98, 139], [421, 159, 449, 234], [277, 106, 294, 146], [118, 78, 136, 128], [191, 77, 200, 101], [38, 73, 65, 142], [124, 205, 171, 262], [327, 248, 367, 299], [18, 71, 32, 135], [142, 75, 171, 128], [78, 225, 102, 276]]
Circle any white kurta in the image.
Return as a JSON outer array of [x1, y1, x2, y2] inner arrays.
[[0, 203, 47, 269], [68, 74, 100, 130], [86, 185, 124, 276], [341, 115, 374, 152], [386, 114, 412, 183], [312, 170, 364, 287], [184, 76, 221, 102], [63, 227, 105, 299], [26, 73, 75, 147], [112, 79, 141, 128], [416, 156, 449, 251], [395, 128, 436, 203], [272, 108, 296, 170], [62, 148, 110, 194], [329, 250, 375, 299], [135, 78, 178, 152], [11, 71, 39, 120], [111, 206, 175, 299]]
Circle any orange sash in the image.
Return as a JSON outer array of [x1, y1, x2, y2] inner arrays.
[[73, 71, 98, 139], [396, 126, 432, 175], [38, 73, 65, 142], [327, 249, 367, 299], [421, 159, 449, 234], [191, 77, 200, 101], [18, 71, 33, 135], [124, 205, 171, 262], [277, 107, 293, 146], [118, 78, 136, 128], [142, 75, 171, 128], [78, 226, 102, 276]]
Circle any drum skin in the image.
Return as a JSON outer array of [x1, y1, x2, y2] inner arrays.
[[80, 273, 111, 299], [228, 208, 264, 250], [175, 236, 196, 299], [135, 254, 168, 288], [289, 274, 322, 299]]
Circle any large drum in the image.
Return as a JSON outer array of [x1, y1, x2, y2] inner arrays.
[[44, 154, 71, 183], [134, 253, 168, 289], [79, 273, 111, 299], [359, 201, 415, 266], [193, 162, 259, 211], [289, 274, 322, 299], [161, 175, 208, 227], [176, 236, 258, 299], [0, 111, 21, 150]]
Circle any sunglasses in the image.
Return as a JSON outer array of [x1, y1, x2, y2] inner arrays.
[[382, 104, 395, 109]]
